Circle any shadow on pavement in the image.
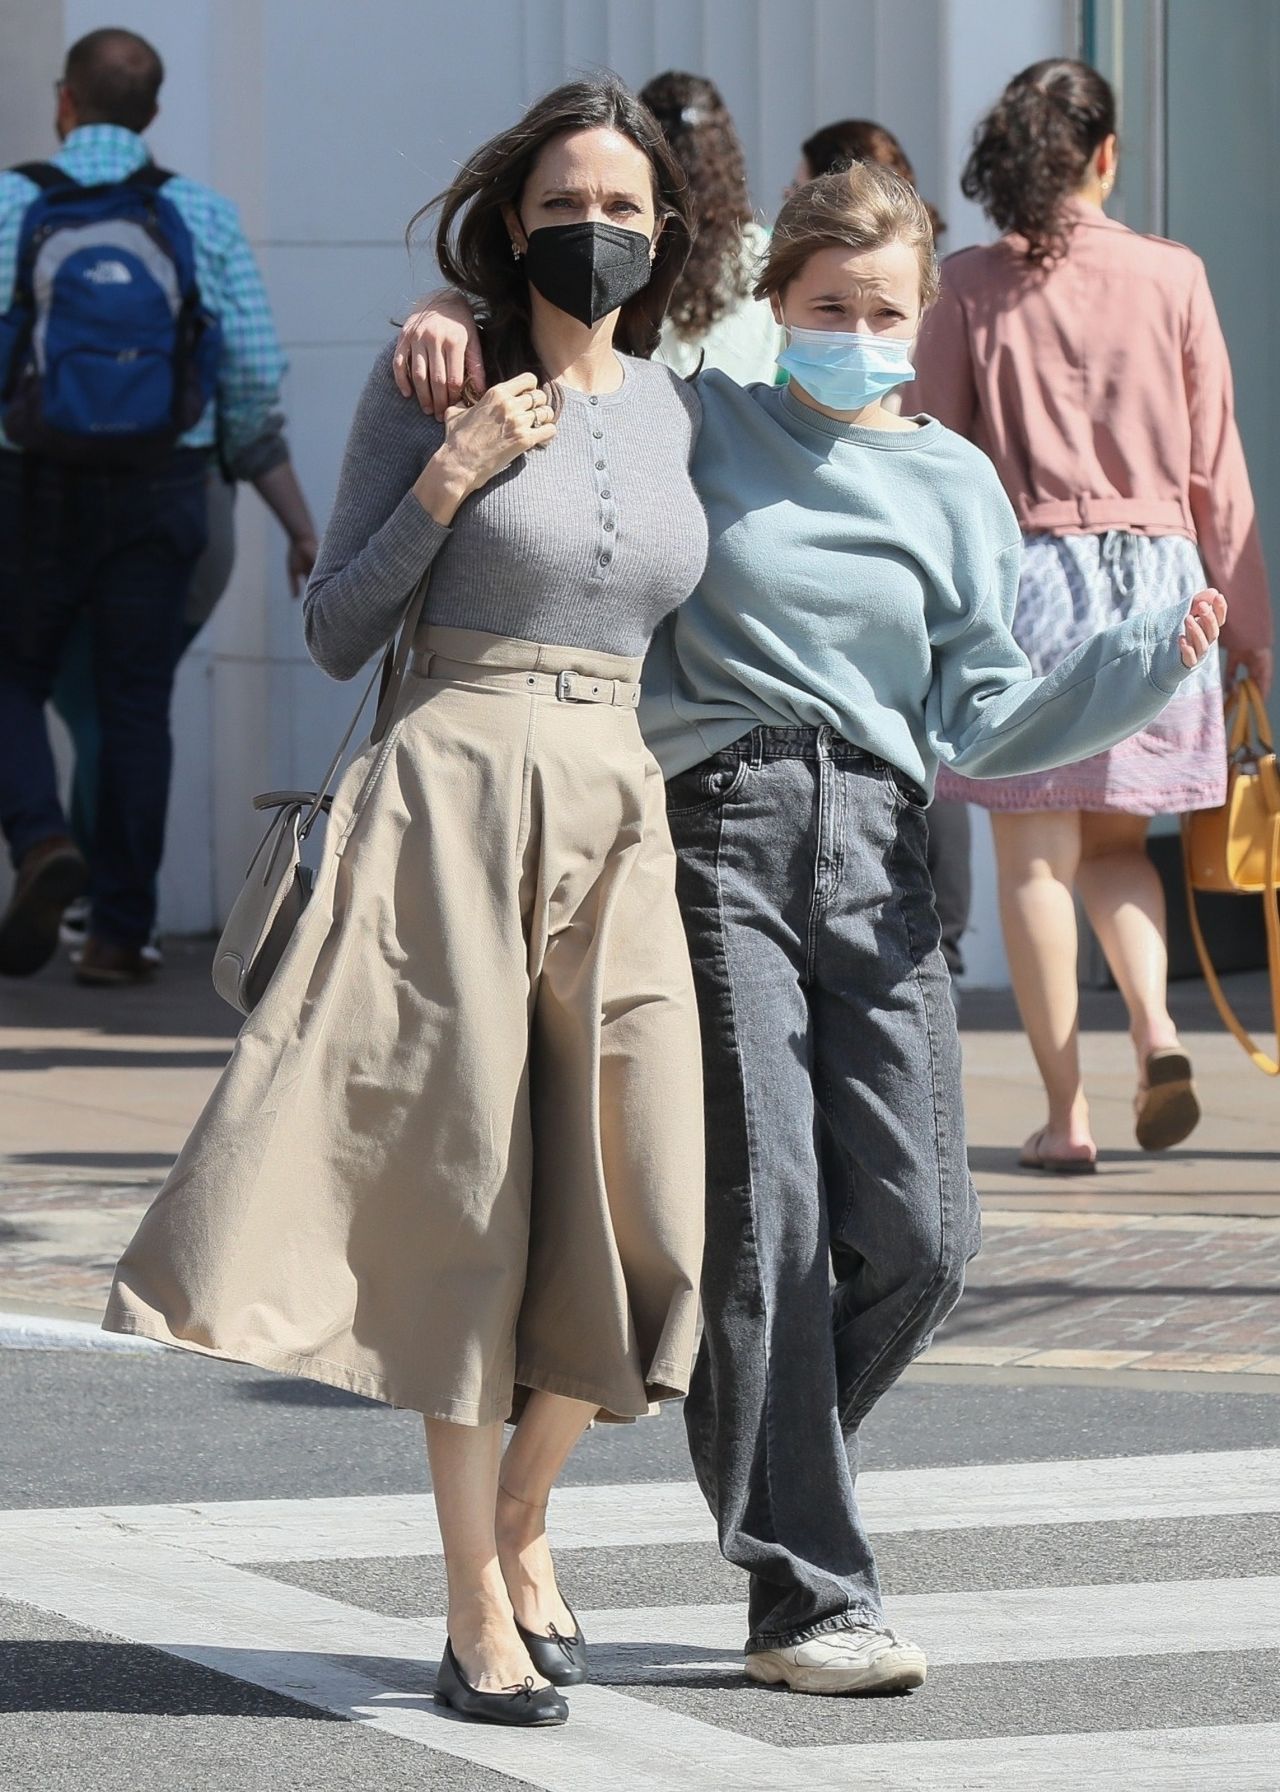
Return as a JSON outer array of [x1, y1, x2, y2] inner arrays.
[[234, 1376, 383, 1410], [0, 1047, 229, 1072], [5, 1150, 178, 1170], [0, 1640, 347, 1717], [1, 939, 237, 1042], [957, 969, 1273, 1034], [967, 1144, 1280, 1176]]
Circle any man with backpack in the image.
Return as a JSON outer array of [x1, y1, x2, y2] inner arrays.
[[0, 27, 301, 984]]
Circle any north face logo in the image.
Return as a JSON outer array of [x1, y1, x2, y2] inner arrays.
[[82, 259, 134, 285]]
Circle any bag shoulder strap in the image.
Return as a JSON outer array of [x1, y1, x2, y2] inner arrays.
[[10, 161, 72, 191], [125, 163, 175, 192], [1181, 812, 1280, 1075], [293, 566, 434, 840]]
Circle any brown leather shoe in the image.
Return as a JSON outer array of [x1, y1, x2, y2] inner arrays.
[[75, 936, 156, 986], [0, 836, 89, 977]]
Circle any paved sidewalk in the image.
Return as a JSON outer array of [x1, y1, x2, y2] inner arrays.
[[1, 943, 1277, 1379]]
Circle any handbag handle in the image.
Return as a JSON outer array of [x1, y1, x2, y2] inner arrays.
[[1181, 806, 1280, 1076], [1226, 675, 1274, 759]]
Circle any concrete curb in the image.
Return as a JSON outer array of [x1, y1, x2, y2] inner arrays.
[[0, 1312, 163, 1353]]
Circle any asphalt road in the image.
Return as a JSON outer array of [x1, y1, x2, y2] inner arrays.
[[3, 1346, 1278, 1792], [4, 1346, 1280, 1507]]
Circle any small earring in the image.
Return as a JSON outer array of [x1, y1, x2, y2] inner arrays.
[[511, 242, 522, 262]]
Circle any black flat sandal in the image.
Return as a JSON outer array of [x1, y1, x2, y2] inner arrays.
[[434, 1639, 569, 1726], [515, 1612, 589, 1687]]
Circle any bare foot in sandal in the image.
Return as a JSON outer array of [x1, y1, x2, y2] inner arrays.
[[1017, 1124, 1098, 1175], [1135, 1046, 1200, 1151]]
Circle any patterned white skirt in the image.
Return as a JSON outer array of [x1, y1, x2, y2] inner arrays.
[[938, 531, 1227, 815]]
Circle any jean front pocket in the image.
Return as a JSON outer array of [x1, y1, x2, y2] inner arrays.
[[664, 752, 749, 816], [880, 759, 928, 814]]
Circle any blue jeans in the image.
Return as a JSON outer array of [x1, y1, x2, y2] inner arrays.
[[0, 451, 207, 945], [666, 726, 982, 1653]]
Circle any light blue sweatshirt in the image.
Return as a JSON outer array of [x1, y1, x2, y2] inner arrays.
[[640, 373, 1200, 792]]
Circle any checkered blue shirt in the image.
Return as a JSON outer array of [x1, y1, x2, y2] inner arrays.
[[0, 125, 287, 460]]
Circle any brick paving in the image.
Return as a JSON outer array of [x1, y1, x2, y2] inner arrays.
[[0, 1166, 157, 1314], [1, 942, 1278, 1378], [934, 1210, 1280, 1374]]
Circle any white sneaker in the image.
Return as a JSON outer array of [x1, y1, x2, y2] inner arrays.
[[745, 1626, 927, 1696], [59, 895, 90, 950]]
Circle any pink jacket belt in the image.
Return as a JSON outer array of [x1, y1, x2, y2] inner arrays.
[[1018, 495, 1195, 536]]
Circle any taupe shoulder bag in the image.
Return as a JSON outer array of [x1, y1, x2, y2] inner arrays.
[[212, 570, 432, 1015]]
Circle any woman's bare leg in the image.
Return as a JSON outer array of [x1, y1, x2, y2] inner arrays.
[[991, 810, 1096, 1163], [424, 1416, 545, 1690], [497, 1391, 596, 1634], [1075, 812, 1180, 1065]]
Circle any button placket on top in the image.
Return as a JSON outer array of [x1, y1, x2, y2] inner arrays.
[[587, 392, 616, 578]]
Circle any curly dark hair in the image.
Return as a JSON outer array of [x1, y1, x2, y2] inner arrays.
[[962, 59, 1117, 265], [639, 71, 754, 343], [409, 76, 694, 388], [801, 118, 945, 239]]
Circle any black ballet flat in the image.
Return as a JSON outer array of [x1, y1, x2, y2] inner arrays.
[[434, 1639, 569, 1726], [515, 1612, 589, 1687]]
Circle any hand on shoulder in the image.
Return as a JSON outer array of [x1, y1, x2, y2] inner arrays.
[[393, 289, 486, 420]]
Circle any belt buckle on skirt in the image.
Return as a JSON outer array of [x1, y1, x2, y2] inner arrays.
[[557, 670, 602, 704]]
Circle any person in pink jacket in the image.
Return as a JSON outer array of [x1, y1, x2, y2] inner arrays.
[[911, 57, 1272, 1172]]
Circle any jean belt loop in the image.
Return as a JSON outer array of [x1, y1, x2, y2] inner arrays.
[[749, 729, 765, 771]]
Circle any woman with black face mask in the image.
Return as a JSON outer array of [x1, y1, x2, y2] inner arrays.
[[103, 77, 708, 1729]]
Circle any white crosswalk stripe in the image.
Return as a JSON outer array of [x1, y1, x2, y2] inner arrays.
[[3, 1447, 1277, 1790], [5, 1446, 1269, 1562]]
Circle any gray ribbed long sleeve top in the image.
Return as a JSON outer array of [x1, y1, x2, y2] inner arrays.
[[304, 342, 708, 679]]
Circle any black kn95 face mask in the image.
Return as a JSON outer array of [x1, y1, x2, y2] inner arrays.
[[522, 222, 654, 327]]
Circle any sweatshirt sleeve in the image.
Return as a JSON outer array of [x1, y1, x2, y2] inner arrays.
[[1182, 258, 1272, 651], [303, 344, 450, 681], [904, 283, 978, 437], [927, 539, 1200, 778]]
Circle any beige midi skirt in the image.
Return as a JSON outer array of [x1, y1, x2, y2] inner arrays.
[[103, 626, 706, 1424]]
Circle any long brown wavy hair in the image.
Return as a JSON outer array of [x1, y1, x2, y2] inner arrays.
[[801, 118, 945, 240], [962, 59, 1117, 264], [639, 71, 754, 343], [409, 77, 695, 385]]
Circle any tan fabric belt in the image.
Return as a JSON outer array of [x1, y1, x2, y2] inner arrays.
[[413, 651, 642, 709]]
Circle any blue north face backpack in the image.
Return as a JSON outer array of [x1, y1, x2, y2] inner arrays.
[[0, 161, 221, 466]]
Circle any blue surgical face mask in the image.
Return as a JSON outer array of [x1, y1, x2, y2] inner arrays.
[[776, 325, 916, 412]]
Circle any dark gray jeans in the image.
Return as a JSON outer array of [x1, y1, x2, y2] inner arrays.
[[666, 726, 982, 1653]]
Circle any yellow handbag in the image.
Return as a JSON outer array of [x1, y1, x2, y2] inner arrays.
[[1181, 676, 1280, 1074]]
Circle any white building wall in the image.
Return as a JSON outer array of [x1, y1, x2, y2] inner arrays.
[[6, 0, 1076, 980]]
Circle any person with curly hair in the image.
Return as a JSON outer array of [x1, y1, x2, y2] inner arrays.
[[909, 58, 1272, 1171], [639, 71, 782, 383]]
